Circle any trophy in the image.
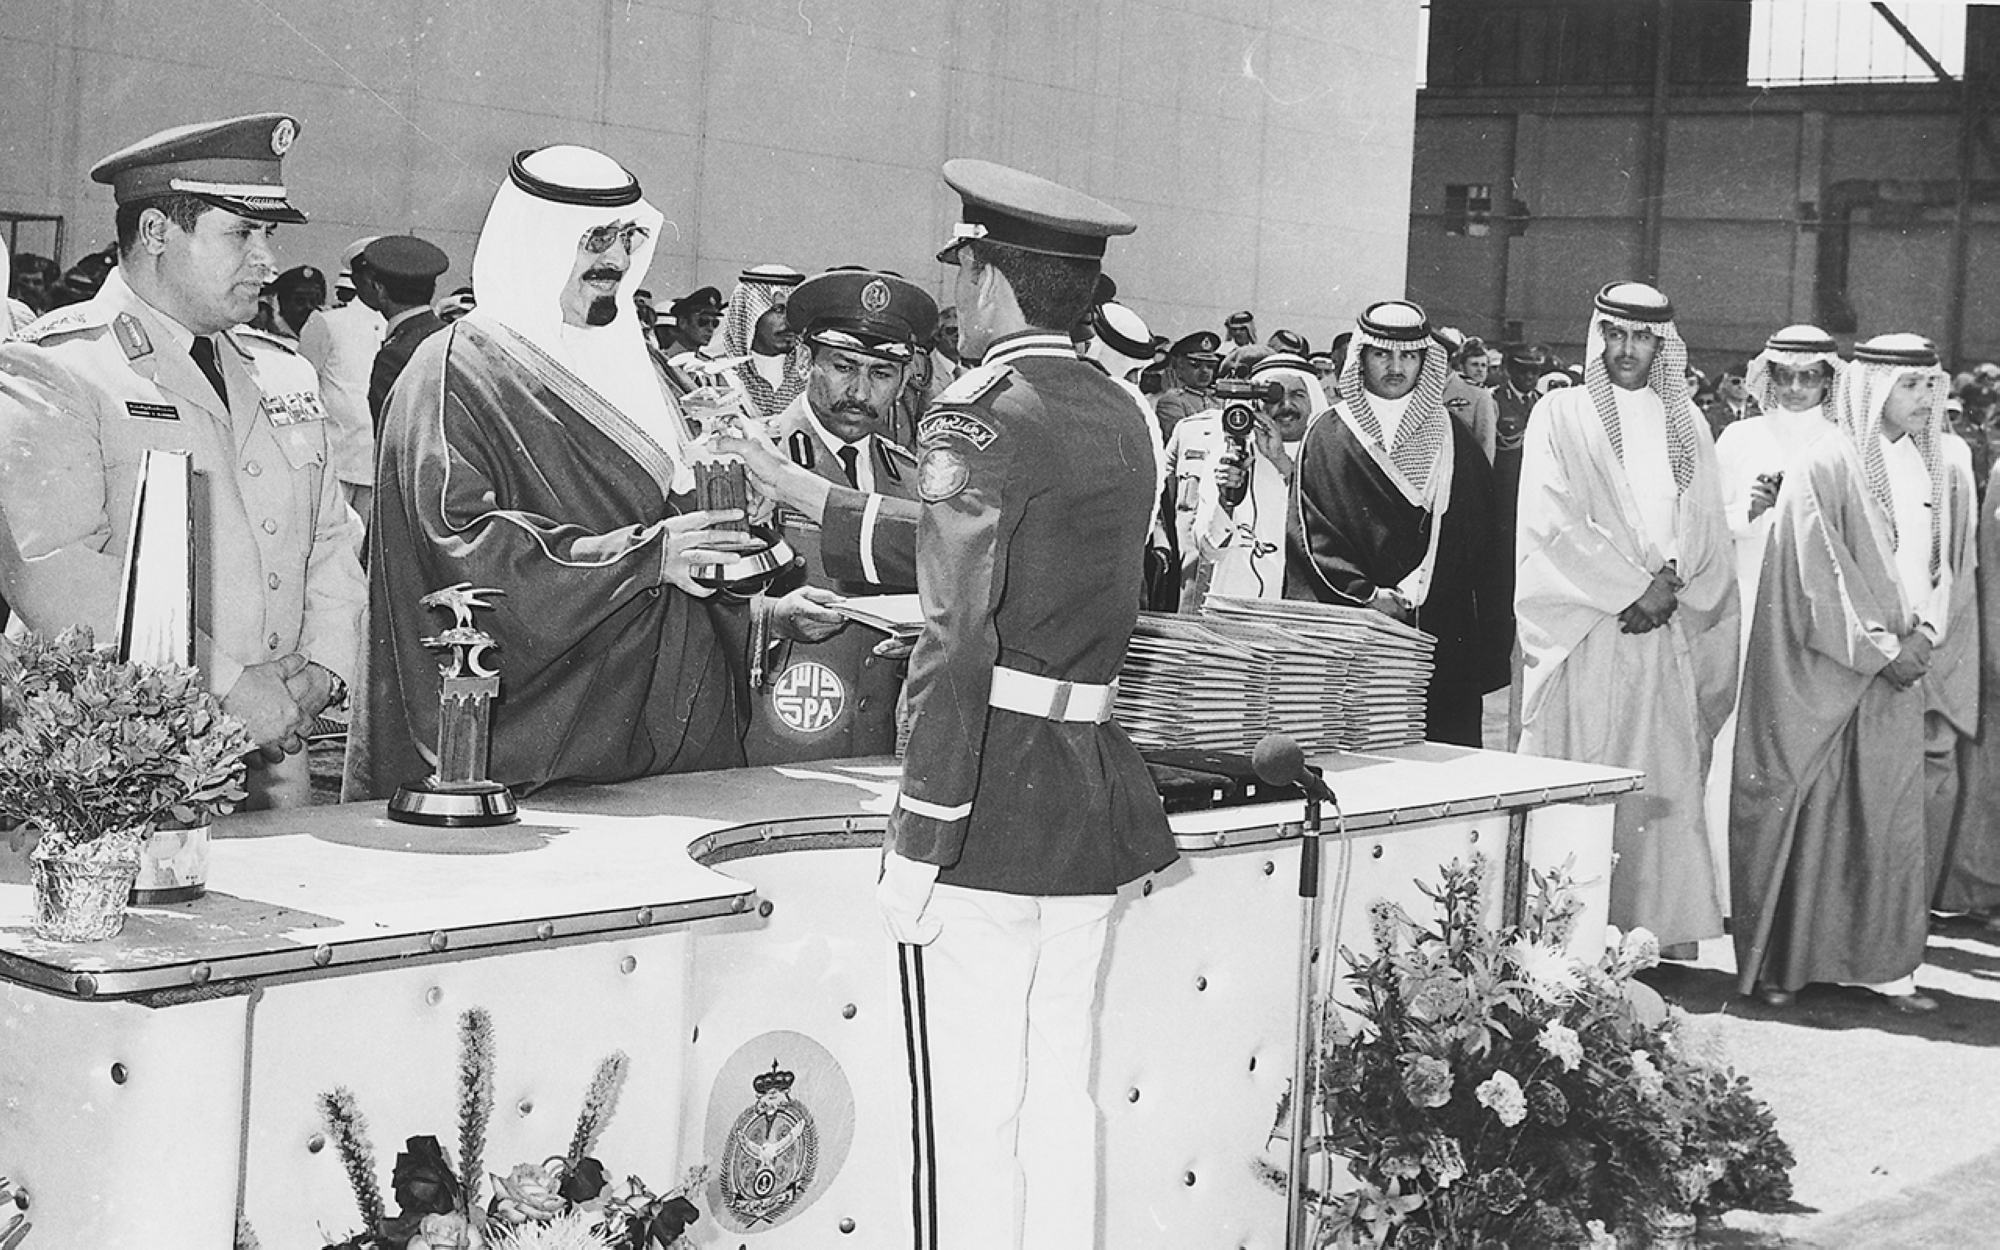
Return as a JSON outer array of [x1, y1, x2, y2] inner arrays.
[[388, 583, 519, 827], [691, 457, 802, 598]]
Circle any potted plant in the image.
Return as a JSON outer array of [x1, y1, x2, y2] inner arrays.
[[0, 626, 254, 941], [1291, 856, 1796, 1248]]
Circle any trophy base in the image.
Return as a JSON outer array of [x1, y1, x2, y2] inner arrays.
[[694, 523, 805, 599], [388, 779, 519, 827]]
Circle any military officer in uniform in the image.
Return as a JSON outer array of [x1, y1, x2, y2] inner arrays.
[[357, 234, 451, 428], [740, 268, 935, 764], [1150, 328, 1221, 439], [727, 160, 1175, 1249], [0, 113, 364, 809]]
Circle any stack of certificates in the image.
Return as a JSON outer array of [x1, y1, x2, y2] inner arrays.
[[1113, 598, 1434, 752]]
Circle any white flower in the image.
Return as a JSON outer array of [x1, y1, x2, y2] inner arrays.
[[1630, 1049, 1665, 1102], [1584, 1219, 1618, 1249], [1508, 937, 1583, 1004], [1536, 1022, 1583, 1073], [1622, 926, 1661, 972], [1475, 1071, 1528, 1127]]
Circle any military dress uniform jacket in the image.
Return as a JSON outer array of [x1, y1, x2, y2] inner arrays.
[[820, 331, 1177, 897], [0, 269, 366, 700], [368, 307, 447, 429], [742, 394, 922, 765]]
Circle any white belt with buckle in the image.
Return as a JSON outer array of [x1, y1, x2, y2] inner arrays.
[[988, 665, 1117, 723]]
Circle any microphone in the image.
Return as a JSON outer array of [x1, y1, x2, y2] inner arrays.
[[1252, 733, 1335, 805]]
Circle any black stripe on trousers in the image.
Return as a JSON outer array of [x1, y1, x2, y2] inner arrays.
[[898, 942, 939, 1249]]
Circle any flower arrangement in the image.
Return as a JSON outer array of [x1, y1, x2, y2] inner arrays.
[[306, 1007, 701, 1250], [1294, 856, 1795, 1248], [0, 626, 253, 860]]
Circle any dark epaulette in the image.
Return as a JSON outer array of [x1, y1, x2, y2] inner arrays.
[[934, 361, 1012, 407]]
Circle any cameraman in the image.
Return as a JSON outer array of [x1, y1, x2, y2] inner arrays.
[[1191, 353, 1325, 602]]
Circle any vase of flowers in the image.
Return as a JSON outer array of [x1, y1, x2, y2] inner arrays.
[[297, 1007, 702, 1250], [0, 627, 254, 941], [1293, 855, 1796, 1248]]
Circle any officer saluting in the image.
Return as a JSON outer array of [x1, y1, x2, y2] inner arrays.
[[0, 114, 364, 809], [741, 267, 935, 765], [882, 160, 1175, 1248]]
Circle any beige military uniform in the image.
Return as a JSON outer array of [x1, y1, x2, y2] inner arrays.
[[0, 268, 365, 801]]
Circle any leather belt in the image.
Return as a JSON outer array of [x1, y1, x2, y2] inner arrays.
[[988, 665, 1117, 723]]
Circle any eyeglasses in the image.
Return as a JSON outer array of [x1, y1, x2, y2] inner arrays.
[[579, 222, 650, 254], [693, 314, 721, 328]]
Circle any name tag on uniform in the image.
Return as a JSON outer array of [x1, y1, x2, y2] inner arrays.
[[260, 392, 327, 426], [124, 401, 179, 421], [1183, 449, 1207, 462]]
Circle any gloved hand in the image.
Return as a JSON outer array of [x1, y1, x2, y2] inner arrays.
[[877, 849, 942, 946]]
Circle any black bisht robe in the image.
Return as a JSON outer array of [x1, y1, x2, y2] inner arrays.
[[345, 320, 751, 799], [1284, 413, 1511, 746]]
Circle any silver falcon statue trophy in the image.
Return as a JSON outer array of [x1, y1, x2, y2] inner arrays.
[[388, 583, 519, 826]]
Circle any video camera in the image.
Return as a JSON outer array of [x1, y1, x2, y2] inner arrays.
[[1213, 378, 1283, 509]]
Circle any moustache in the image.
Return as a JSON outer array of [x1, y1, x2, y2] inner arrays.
[[583, 266, 624, 283]]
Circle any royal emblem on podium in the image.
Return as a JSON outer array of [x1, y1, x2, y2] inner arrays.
[[721, 1061, 818, 1224]]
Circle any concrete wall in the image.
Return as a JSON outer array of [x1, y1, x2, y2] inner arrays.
[[0, 0, 1419, 352], [1410, 86, 2000, 373]]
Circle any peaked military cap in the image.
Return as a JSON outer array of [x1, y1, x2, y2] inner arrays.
[[91, 112, 307, 224], [358, 235, 450, 282], [787, 269, 939, 362], [671, 285, 722, 316], [1594, 281, 1675, 323], [937, 158, 1136, 264], [1169, 330, 1221, 363], [271, 265, 325, 294]]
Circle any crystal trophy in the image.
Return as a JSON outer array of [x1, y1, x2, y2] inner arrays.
[[388, 583, 518, 826]]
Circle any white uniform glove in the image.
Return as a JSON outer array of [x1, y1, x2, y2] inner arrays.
[[877, 849, 942, 946]]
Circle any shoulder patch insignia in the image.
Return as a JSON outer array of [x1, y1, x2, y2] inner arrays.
[[919, 409, 998, 452], [113, 314, 153, 360], [919, 446, 971, 502], [936, 362, 1011, 406]]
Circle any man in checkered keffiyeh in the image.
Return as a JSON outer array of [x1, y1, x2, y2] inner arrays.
[[1284, 299, 1511, 746], [1514, 281, 1740, 956], [1730, 333, 1977, 1014], [716, 264, 811, 419]]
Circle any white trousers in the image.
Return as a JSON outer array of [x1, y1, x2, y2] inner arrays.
[[893, 885, 1115, 1250]]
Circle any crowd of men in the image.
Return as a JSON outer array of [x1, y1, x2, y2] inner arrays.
[[4, 108, 2000, 1241]]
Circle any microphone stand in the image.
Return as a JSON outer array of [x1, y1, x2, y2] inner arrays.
[[1285, 784, 1324, 1247]]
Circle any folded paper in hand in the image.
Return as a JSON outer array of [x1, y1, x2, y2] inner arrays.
[[828, 593, 925, 639]]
